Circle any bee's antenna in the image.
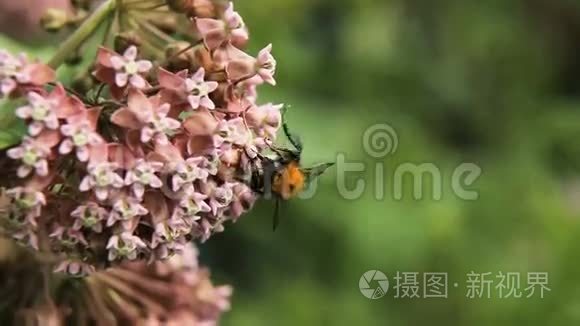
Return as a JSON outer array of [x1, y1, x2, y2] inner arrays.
[[281, 105, 303, 153]]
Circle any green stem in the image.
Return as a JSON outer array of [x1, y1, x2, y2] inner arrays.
[[48, 0, 117, 69]]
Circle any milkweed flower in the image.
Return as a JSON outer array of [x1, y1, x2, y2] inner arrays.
[[0, 1, 279, 280], [7, 136, 52, 177], [195, 2, 248, 50], [94, 46, 152, 99], [0, 50, 54, 98]]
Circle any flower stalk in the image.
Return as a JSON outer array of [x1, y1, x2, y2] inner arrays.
[[48, 0, 117, 69]]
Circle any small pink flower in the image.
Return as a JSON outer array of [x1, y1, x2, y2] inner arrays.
[[94, 46, 151, 99], [195, 2, 248, 50], [245, 103, 283, 139], [151, 219, 190, 259], [5, 186, 46, 228], [79, 162, 124, 201], [109, 46, 152, 89], [158, 68, 218, 110], [60, 108, 103, 162], [53, 260, 95, 276], [12, 230, 39, 250], [201, 181, 234, 216], [71, 202, 108, 233], [256, 44, 277, 86], [15, 92, 60, 136], [186, 68, 219, 110], [106, 232, 147, 261], [111, 90, 180, 145], [177, 191, 211, 218], [124, 159, 164, 198], [228, 182, 257, 218], [172, 156, 209, 193], [0, 50, 55, 98], [49, 225, 88, 248], [107, 196, 148, 229], [213, 117, 251, 147], [7, 136, 51, 177]]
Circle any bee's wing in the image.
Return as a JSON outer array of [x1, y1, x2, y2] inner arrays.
[[303, 162, 335, 185], [272, 198, 281, 231]]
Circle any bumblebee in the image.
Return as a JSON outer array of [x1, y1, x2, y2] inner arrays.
[[245, 111, 334, 230]]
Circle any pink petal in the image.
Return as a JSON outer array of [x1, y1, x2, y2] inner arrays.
[[156, 103, 171, 116], [155, 134, 169, 145], [46, 116, 59, 129], [200, 96, 215, 110], [60, 124, 76, 137], [1, 79, 16, 96], [192, 67, 205, 82], [15, 105, 32, 118], [115, 73, 129, 87], [166, 118, 181, 130], [36, 130, 61, 148], [76, 146, 90, 162], [141, 127, 154, 143], [188, 95, 201, 109], [28, 122, 43, 136], [17, 165, 32, 178], [124, 46, 138, 61], [28, 92, 45, 106], [204, 31, 228, 51], [158, 68, 185, 92], [137, 60, 152, 72], [89, 143, 108, 165], [259, 70, 277, 86], [110, 56, 125, 70], [85, 107, 102, 130], [7, 147, 23, 159], [258, 44, 273, 63], [196, 18, 224, 36], [206, 81, 219, 93], [130, 74, 147, 89], [150, 175, 163, 188], [230, 28, 249, 45], [226, 60, 254, 81], [35, 160, 49, 176], [111, 108, 142, 129], [95, 188, 109, 201], [96, 47, 116, 67], [133, 183, 145, 198], [24, 64, 56, 85], [79, 177, 91, 191], [127, 89, 153, 117], [59, 139, 74, 154]]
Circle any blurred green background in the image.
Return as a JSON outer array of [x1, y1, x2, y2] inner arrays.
[[5, 0, 580, 325]]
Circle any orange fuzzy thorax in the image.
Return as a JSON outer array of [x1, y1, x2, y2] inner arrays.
[[273, 161, 305, 200]]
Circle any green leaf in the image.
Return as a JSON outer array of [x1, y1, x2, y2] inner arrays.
[[0, 99, 25, 150]]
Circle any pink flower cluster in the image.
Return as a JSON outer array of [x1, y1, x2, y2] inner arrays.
[[0, 1, 282, 275]]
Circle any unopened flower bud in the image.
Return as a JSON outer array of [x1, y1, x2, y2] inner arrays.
[[165, 41, 196, 71], [150, 15, 179, 35], [166, 0, 193, 13], [40, 8, 69, 33], [190, 0, 218, 18], [72, 0, 91, 10], [114, 31, 142, 54], [65, 48, 83, 66], [72, 74, 94, 94]]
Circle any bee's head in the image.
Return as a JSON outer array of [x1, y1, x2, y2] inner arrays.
[[272, 161, 305, 200]]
